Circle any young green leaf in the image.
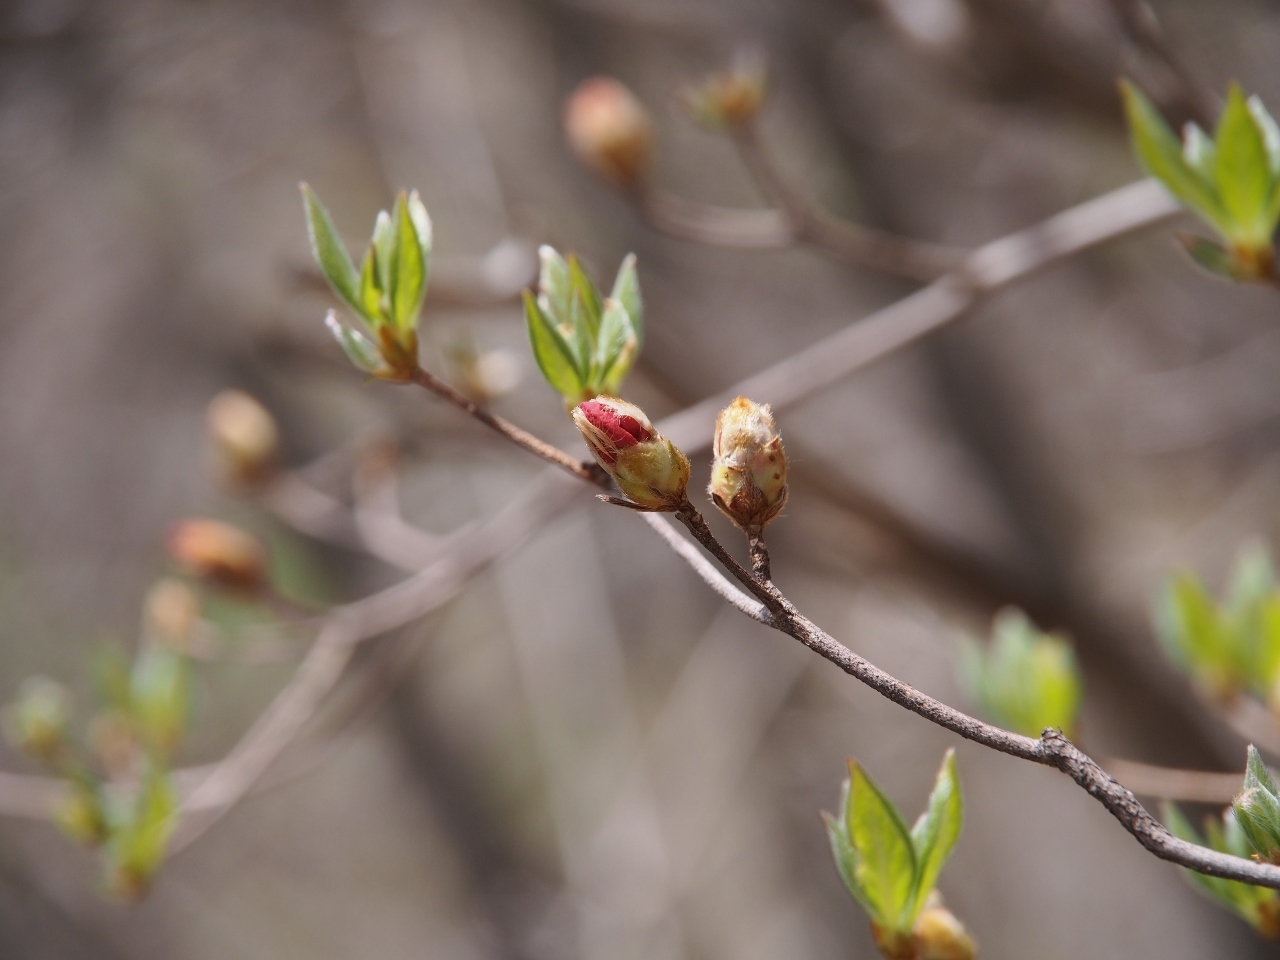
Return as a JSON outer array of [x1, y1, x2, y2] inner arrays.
[[1214, 84, 1274, 246], [610, 253, 644, 345], [391, 191, 427, 331], [1120, 81, 1230, 235], [823, 782, 874, 915], [568, 256, 604, 341], [1183, 123, 1216, 181], [595, 297, 639, 394], [358, 243, 383, 319], [537, 245, 573, 327], [326, 311, 386, 376], [524, 291, 585, 401], [846, 760, 917, 931], [129, 646, 188, 758], [300, 184, 363, 316], [104, 762, 178, 900], [372, 209, 394, 310], [406, 190, 433, 277], [909, 749, 963, 918]]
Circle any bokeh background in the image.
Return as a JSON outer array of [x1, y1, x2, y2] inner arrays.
[[2, 0, 1280, 956]]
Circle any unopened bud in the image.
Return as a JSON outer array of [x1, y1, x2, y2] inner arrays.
[[564, 77, 654, 188], [143, 579, 200, 651], [709, 397, 788, 530], [573, 397, 690, 510], [682, 59, 766, 130], [914, 896, 978, 960], [168, 519, 267, 592], [1234, 745, 1280, 864], [207, 390, 279, 488], [3, 677, 71, 761]]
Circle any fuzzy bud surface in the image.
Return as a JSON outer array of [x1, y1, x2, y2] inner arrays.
[[168, 519, 266, 592], [574, 397, 689, 510], [709, 396, 787, 529]]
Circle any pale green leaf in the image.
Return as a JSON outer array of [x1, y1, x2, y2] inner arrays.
[[524, 291, 584, 400], [391, 192, 426, 332], [1214, 83, 1273, 245], [610, 253, 644, 345], [301, 184, 363, 316], [595, 297, 638, 394], [326, 311, 385, 375], [846, 760, 917, 931], [1120, 81, 1230, 234], [909, 749, 963, 918]]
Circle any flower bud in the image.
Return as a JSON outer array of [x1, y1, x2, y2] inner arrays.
[[207, 390, 278, 488], [914, 896, 978, 960], [709, 397, 787, 530], [682, 58, 766, 130], [143, 578, 200, 651], [2, 676, 71, 761], [168, 518, 267, 592], [563, 77, 654, 188], [1233, 745, 1280, 864], [573, 397, 690, 510]]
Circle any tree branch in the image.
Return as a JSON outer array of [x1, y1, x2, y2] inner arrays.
[[658, 501, 1280, 889]]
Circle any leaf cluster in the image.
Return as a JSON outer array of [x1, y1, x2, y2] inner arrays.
[[302, 184, 433, 378], [1165, 797, 1280, 938], [1121, 81, 1280, 281], [1154, 541, 1280, 704], [823, 750, 963, 947], [525, 246, 642, 406], [959, 608, 1083, 739]]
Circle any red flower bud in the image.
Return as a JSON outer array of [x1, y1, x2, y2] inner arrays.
[[563, 77, 654, 188], [573, 397, 689, 510], [168, 519, 266, 592]]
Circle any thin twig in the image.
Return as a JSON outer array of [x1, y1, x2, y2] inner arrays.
[[408, 367, 606, 486], [664, 501, 1280, 889], [1102, 756, 1243, 804]]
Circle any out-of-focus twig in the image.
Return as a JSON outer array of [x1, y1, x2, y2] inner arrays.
[[1103, 756, 1243, 804]]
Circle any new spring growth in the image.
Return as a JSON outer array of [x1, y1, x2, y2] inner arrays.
[[207, 389, 278, 489], [301, 184, 432, 379], [1121, 81, 1280, 282], [824, 750, 973, 960], [709, 397, 788, 531], [3, 676, 71, 762], [563, 77, 654, 189], [1164, 801, 1280, 938], [681, 52, 767, 131], [168, 518, 267, 593], [573, 397, 690, 511], [1234, 745, 1280, 865]]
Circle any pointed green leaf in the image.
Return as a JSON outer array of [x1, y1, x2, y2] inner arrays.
[[105, 762, 177, 898], [1248, 97, 1280, 173], [406, 190, 433, 279], [594, 297, 638, 393], [326, 311, 385, 375], [909, 749, 963, 917], [1183, 123, 1216, 180], [1245, 744, 1279, 796], [610, 253, 644, 346], [372, 209, 394, 309], [524, 291, 584, 400], [1120, 81, 1230, 234], [391, 192, 426, 332], [846, 760, 917, 931], [537, 245, 573, 326], [1215, 83, 1274, 245], [568, 256, 603, 339], [300, 184, 364, 316]]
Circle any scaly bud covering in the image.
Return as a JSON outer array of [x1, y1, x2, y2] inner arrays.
[[709, 396, 787, 530], [563, 77, 654, 188], [207, 390, 278, 488], [914, 893, 978, 960], [168, 519, 266, 592], [573, 397, 689, 510], [1233, 745, 1280, 864]]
